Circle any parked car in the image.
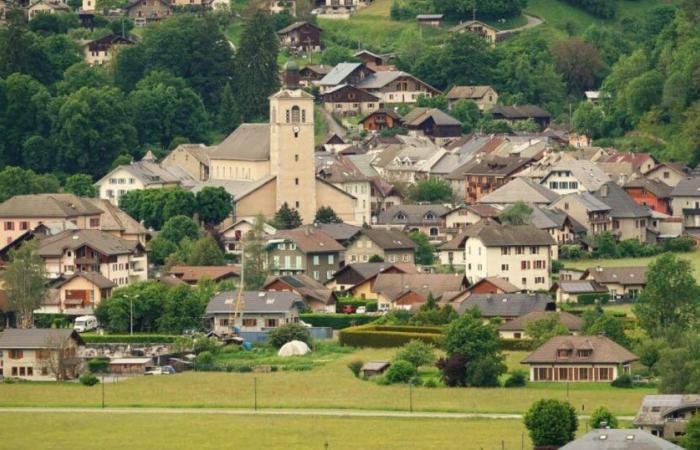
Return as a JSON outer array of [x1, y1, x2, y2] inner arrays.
[[356, 306, 367, 314], [73, 315, 98, 333], [145, 366, 176, 376], [342, 305, 355, 314]]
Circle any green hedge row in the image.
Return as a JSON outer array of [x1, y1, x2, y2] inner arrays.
[[577, 293, 611, 305], [336, 300, 378, 312], [339, 325, 443, 348], [499, 339, 537, 351], [82, 334, 177, 344], [300, 313, 375, 329]]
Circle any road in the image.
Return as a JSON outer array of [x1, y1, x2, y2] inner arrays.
[[496, 14, 544, 39], [0, 406, 634, 421], [319, 106, 347, 138]]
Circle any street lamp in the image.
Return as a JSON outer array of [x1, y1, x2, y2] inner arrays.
[[127, 294, 139, 335]]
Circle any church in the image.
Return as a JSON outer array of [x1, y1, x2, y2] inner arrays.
[[194, 64, 359, 225]]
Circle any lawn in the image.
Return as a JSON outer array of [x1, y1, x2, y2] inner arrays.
[[0, 412, 534, 449], [562, 248, 700, 278], [0, 347, 652, 414], [213, 341, 353, 371]]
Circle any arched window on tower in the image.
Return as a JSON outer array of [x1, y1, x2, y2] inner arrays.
[[291, 105, 300, 123]]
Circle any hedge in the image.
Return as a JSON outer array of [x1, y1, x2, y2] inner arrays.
[[300, 313, 375, 329], [335, 300, 378, 312], [82, 334, 177, 344], [577, 293, 611, 305], [339, 325, 444, 348], [499, 339, 537, 351]]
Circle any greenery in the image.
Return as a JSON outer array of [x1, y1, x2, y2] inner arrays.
[[0, 166, 60, 203], [87, 359, 109, 373], [407, 177, 453, 203], [682, 414, 700, 450], [339, 324, 444, 348], [347, 359, 363, 378], [589, 405, 618, 429], [409, 231, 435, 265], [2, 240, 46, 328], [64, 174, 97, 197], [524, 313, 570, 346], [314, 206, 343, 224], [384, 359, 417, 384], [504, 370, 528, 388], [523, 399, 577, 446], [300, 313, 375, 329], [195, 187, 232, 227], [267, 323, 312, 349], [242, 214, 271, 290], [581, 307, 629, 346], [81, 334, 177, 344], [394, 339, 436, 369], [657, 333, 700, 394], [611, 374, 633, 388], [498, 201, 533, 225], [272, 202, 303, 230], [78, 373, 99, 386]]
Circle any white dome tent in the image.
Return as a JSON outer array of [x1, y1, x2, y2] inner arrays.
[[277, 340, 311, 357]]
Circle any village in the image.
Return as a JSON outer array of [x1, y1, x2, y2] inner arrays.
[[1, 0, 700, 447]]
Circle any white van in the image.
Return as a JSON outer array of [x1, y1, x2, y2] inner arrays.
[[74, 315, 98, 333]]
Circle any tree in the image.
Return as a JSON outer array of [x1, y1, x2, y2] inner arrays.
[[593, 232, 618, 258], [2, 241, 46, 328], [589, 406, 618, 429], [682, 414, 700, 450], [94, 281, 168, 333], [394, 339, 435, 369], [384, 359, 417, 384], [63, 174, 96, 197], [409, 231, 435, 265], [273, 202, 303, 229], [498, 201, 533, 225], [635, 338, 665, 375], [315, 206, 343, 224], [321, 45, 354, 66], [552, 38, 605, 94], [524, 314, 570, 346], [267, 323, 311, 348], [634, 253, 700, 338], [160, 215, 200, 244], [217, 82, 239, 134], [524, 399, 578, 447], [450, 99, 481, 133], [156, 284, 208, 334], [234, 10, 280, 121], [39, 333, 81, 381], [148, 235, 180, 266], [196, 187, 232, 227], [436, 353, 469, 387], [408, 177, 453, 203], [573, 101, 606, 139], [582, 309, 629, 346], [0, 166, 60, 203], [657, 333, 700, 394], [187, 235, 225, 266], [243, 215, 270, 290], [441, 308, 506, 386]]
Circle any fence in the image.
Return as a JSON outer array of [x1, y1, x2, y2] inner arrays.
[[240, 327, 333, 344]]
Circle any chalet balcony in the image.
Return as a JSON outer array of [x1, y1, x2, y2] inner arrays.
[[76, 256, 100, 265]]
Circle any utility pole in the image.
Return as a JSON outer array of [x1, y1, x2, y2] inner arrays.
[[409, 383, 413, 413], [101, 374, 105, 408], [254, 377, 258, 411]]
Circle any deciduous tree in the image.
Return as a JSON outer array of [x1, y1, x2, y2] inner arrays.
[[64, 174, 96, 197], [2, 241, 47, 328], [196, 186, 232, 227], [524, 399, 578, 447]]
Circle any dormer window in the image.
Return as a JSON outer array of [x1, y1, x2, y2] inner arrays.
[[425, 212, 435, 221], [395, 213, 407, 221], [557, 349, 572, 358], [577, 349, 592, 357]]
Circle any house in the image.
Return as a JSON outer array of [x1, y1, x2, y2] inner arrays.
[[353, 50, 396, 70], [522, 335, 638, 382], [125, 0, 173, 26], [263, 274, 336, 312], [321, 84, 381, 117], [357, 71, 441, 104], [540, 160, 610, 195], [0, 193, 104, 245], [87, 198, 149, 245], [598, 152, 658, 175], [95, 152, 195, 205], [441, 204, 499, 231], [670, 177, 700, 236], [465, 276, 520, 295], [448, 155, 532, 204], [109, 357, 154, 375], [552, 279, 608, 304], [360, 109, 403, 132], [316, 153, 372, 224], [401, 107, 462, 144], [299, 64, 332, 87], [479, 177, 559, 206], [161, 143, 212, 182], [313, 222, 362, 247], [267, 226, 344, 283], [37, 229, 148, 287], [582, 266, 646, 299], [270, 0, 294, 14], [26, 0, 69, 19], [361, 361, 390, 377], [594, 182, 652, 243], [445, 85, 498, 110], [322, 0, 372, 13], [277, 21, 322, 52], [371, 138, 446, 184], [497, 311, 583, 339], [530, 206, 584, 246], [491, 104, 551, 129], [45, 272, 116, 315], [219, 218, 277, 257], [550, 192, 611, 236], [320, 133, 352, 154], [376, 204, 449, 241], [561, 429, 682, 450], [437, 231, 470, 268], [326, 262, 417, 292], [456, 292, 554, 321], [318, 62, 374, 93], [0, 328, 84, 380], [449, 21, 498, 46], [633, 394, 700, 440], [83, 34, 134, 66], [167, 265, 240, 285], [344, 228, 415, 265], [372, 272, 467, 310], [646, 163, 686, 187], [623, 178, 672, 215], [462, 221, 557, 290], [416, 14, 443, 26], [205, 290, 304, 333]]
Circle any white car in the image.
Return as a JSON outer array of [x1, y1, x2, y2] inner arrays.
[[356, 306, 367, 314]]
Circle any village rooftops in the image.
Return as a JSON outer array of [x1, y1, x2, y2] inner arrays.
[[313, 222, 362, 243], [373, 273, 466, 301], [480, 177, 559, 204], [168, 265, 240, 283], [522, 335, 638, 365], [357, 71, 440, 93], [623, 177, 673, 199], [468, 221, 556, 247], [559, 191, 612, 212], [318, 62, 367, 86], [457, 292, 554, 318], [583, 266, 647, 286], [205, 291, 304, 315], [448, 155, 531, 179], [277, 21, 321, 34], [0, 193, 103, 218], [377, 204, 449, 226], [0, 328, 84, 349], [556, 279, 608, 294], [670, 177, 700, 197], [37, 229, 144, 257], [272, 226, 345, 253], [53, 271, 116, 289], [542, 159, 611, 192], [491, 104, 550, 119], [445, 85, 495, 99], [263, 274, 335, 306], [401, 107, 461, 127], [497, 311, 583, 332], [86, 198, 148, 235], [594, 182, 651, 218], [634, 395, 700, 427], [360, 228, 416, 250]]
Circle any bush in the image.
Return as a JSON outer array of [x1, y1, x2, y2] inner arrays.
[[79, 373, 100, 386], [394, 340, 435, 368], [87, 358, 109, 374], [662, 236, 696, 253], [267, 323, 311, 349], [194, 351, 215, 370], [499, 339, 537, 351], [339, 325, 444, 348], [589, 406, 618, 429], [384, 360, 417, 384], [611, 373, 633, 388], [192, 334, 219, 354], [82, 334, 177, 344], [436, 353, 469, 387], [577, 293, 611, 305], [424, 377, 439, 388], [551, 260, 564, 274], [348, 360, 363, 378], [504, 370, 528, 388], [300, 313, 375, 329]]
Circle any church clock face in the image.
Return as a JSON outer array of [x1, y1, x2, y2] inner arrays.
[[292, 125, 300, 137]]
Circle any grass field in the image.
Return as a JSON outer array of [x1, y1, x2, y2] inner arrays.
[[562, 249, 700, 277], [0, 412, 535, 450], [0, 348, 652, 414]]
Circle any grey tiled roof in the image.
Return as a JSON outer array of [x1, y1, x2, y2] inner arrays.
[[670, 177, 700, 197], [560, 429, 682, 450], [542, 160, 610, 191], [211, 123, 270, 161], [362, 229, 416, 250], [205, 291, 304, 315], [480, 177, 559, 204], [377, 204, 449, 226], [584, 266, 646, 286], [402, 107, 461, 127], [594, 182, 651, 219], [557, 279, 608, 294], [498, 311, 583, 332], [0, 194, 103, 218], [470, 222, 556, 246], [319, 63, 364, 86], [0, 328, 84, 349], [37, 229, 142, 257], [458, 292, 553, 318]]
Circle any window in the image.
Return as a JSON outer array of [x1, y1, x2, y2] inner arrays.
[[219, 319, 229, 327], [265, 318, 279, 327], [328, 254, 334, 264], [291, 106, 300, 122], [313, 255, 320, 266], [90, 218, 100, 228], [501, 264, 509, 271], [295, 201, 300, 208], [326, 270, 334, 279], [11, 367, 17, 376], [285, 109, 290, 123], [19, 221, 29, 230], [515, 246, 524, 255], [513, 332, 521, 339], [557, 349, 572, 358], [9, 350, 23, 359], [663, 171, 669, 179], [429, 227, 438, 236], [4, 221, 14, 231], [294, 154, 299, 162], [535, 277, 545, 284], [294, 178, 299, 186], [521, 277, 527, 286], [577, 349, 592, 357], [530, 246, 539, 254], [242, 318, 257, 327], [501, 247, 510, 255], [520, 261, 531, 270]]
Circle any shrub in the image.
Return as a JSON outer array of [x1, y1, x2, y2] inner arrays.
[[192, 334, 220, 354], [79, 373, 99, 386], [336, 299, 379, 313], [394, 340, 435, 368], [504, 370, 528, 388], [87, 358, 109, 373], [436, 353, 469, 387], [339, 325, 444, 348], [424, 377, 439, 388], [384, 360, 417, 384], [611, 373, 633, 388], [194, 351, 215, 370], [524, 399, 578, 446], [347, 360, 363, 378], [300, 313, 375, 329], [499, 339, 537, 351], [577, 293, 611, 305], [267, 323, 311, 349], [663, 236, 695, 253], [589, 406, 618, 429], [467, 354, 505, 387]]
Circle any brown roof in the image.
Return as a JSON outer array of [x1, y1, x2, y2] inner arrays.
[[361, 229, 416, 250], [86, 198, 148, 236], [522, 335, 638, 365], [469, 221, 556, 246], [498, 311, 583, 332], [469, 276, 520, 293], [447, 155, 530, 179], [37, 229, 143, 257], [373, 273, 467, 301], [263, 274, 335, 305], [0, 193, 103, 218], [598, 152, 657, 170], [446, 85, 494, 100], [274, 226, 344, 253], [623, 178, 673, 199], [54, 272, 116, 290], [584, 266, 646, 286], [0, 328, 84, 349], [169, 265, 240, 283]]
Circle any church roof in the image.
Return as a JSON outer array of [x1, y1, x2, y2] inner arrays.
[[211, 123, 270, 161]]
